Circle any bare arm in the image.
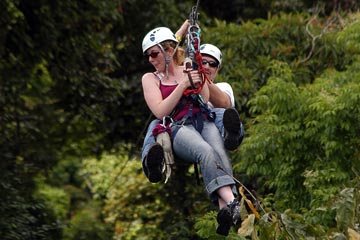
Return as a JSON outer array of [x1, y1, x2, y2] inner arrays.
[[199, 79, 209, 103], [142, 70, 205, 119], [175, 20, 190, 40], [176, 21, 223, 107], [208, 83, 231, 108], [142, 73, 187, 119]]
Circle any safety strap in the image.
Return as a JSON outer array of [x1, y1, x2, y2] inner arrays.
[[170, 93, 214, 134]]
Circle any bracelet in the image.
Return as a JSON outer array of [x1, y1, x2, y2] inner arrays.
[[175, 34, 182, 42]]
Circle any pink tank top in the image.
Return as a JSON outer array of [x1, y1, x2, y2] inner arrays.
[[159, 82, 200, 121]]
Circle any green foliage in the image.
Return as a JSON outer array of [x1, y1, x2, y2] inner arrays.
[[199, 0, 359, 23], [34, 176, 71, 221], [1, 0, 123, 238], [62, 201, 112, 240], [202, 12, 352, 117], [194, 211, 219, 239], [337, 13, 360, 56], [1, 0, 360, 238], [0, 173, 62, 240], [234, 17, 360, 237], [81, 148, 212, 239]]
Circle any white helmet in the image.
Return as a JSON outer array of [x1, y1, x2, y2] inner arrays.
[[200, 44, 222, 65], [142, 27, 178, 53]]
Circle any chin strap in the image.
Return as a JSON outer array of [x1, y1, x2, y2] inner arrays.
[[157, 44, 172, 79], [158, 28, 182, 79]]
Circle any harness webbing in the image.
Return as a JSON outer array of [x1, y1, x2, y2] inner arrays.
[[169, 93, 215, 133]]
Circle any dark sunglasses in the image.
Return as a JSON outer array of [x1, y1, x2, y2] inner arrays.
[[202, 59, 219, 68], [144, 51, 160, 58]]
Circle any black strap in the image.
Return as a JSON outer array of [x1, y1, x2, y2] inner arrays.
[[169, 96, 188, 119], [194, 163, 201, 185]]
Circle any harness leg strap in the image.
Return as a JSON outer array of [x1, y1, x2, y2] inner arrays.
[[156, 132, 175, 184]]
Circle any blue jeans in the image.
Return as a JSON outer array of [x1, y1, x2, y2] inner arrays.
[[142, 108, 226, 160], [142, 119, 159, 161], [171, 121, 237, 203], [212, 108, 225, 137]]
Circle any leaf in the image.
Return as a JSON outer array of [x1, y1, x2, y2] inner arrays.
[[334, 188, 355, 231], [238, 214, 256, 237], [239, 186, 261, 219], [348, 228, 360, 240]]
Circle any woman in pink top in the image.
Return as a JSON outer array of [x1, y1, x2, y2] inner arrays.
[[141, 25, 241, 236]]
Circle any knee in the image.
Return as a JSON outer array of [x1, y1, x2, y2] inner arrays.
[[198, 147, 218, 165]]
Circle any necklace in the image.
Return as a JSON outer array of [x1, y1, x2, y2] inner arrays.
[[158, 72, 178, 85]]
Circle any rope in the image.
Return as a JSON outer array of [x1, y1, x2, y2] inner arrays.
[[182, 4, 211, 97], [216, 164, 267, 215]]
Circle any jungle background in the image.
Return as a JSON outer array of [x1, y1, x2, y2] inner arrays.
[[1, 0, 360, 239]]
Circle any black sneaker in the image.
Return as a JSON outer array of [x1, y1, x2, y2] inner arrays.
[[216, 206, 232, 236], [228, 199, 241, 225], [223, 108, 241, 151], [143, 143, 164, 183], [216, 199, 241, 236]]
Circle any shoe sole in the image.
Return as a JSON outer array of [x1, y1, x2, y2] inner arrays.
[[145, 143, 164, 183], [223, 108, 241, 151]]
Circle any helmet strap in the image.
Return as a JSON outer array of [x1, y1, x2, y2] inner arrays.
[[157, 44, 169, 79], [157, 41, 181, 79]]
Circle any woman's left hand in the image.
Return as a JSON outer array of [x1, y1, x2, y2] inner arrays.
[[188, 70, 203, 88]]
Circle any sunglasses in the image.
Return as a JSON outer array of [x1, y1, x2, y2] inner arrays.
[[202, 59, 219, 68], [144, 51, 160, 58]]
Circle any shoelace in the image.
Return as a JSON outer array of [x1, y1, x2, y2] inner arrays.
[[227, 200, 241, 225]]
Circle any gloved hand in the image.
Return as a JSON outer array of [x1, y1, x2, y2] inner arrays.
[[156, 132, 174, 183]]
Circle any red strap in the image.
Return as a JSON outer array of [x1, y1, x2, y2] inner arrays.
[[183, 51, 211, 96], [152, 123, 171, 136]]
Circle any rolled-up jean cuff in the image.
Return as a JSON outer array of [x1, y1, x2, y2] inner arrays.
[[206, 175, 237, 200]]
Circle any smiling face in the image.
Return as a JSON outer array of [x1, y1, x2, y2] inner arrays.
[[201, 54, 220, 82]]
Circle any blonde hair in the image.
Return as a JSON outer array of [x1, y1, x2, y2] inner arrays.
[[160, 41, 185, 66]]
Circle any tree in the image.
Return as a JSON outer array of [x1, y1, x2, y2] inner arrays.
[[0, 0, 194, 238], [77, 10, 360, 240], [0, 0, 123, 238], [1, 0, 360, 239], [232, 16, 360, 237]]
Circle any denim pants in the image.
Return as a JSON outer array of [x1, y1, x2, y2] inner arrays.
[[171, 121, 237, 203], [141, 108, 226, 161], [141, 119, 159, 161], [212, 108, 225, 137]]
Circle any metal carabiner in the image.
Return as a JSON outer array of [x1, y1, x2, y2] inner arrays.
[[160, 116, 174, 128]]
